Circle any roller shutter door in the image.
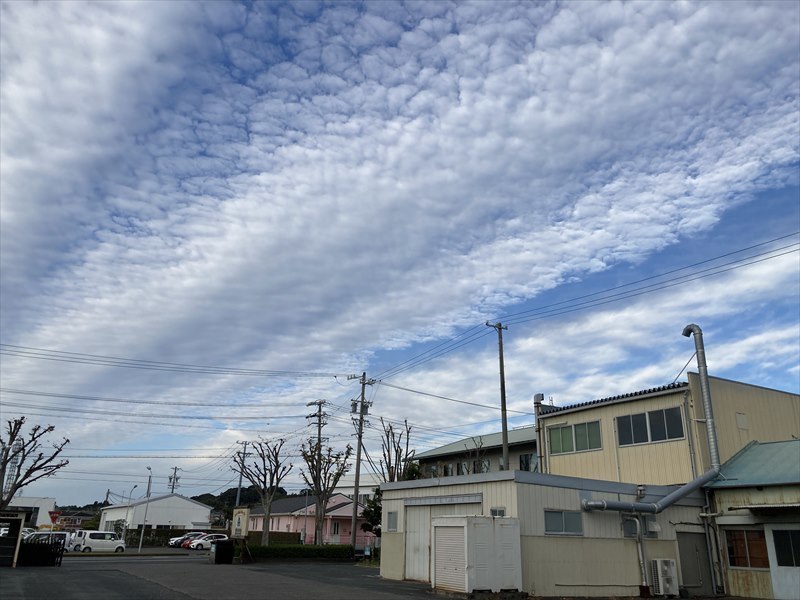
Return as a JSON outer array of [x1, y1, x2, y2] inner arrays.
[[434, 526, 466, 592]]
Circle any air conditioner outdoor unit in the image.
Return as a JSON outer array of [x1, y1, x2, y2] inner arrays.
[[651, 558, 678, 597]]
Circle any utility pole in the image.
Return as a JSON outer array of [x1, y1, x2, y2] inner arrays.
[[234, 441, 249, 507], [306, 399, 328, 490], [138, 466, 152, 554], [486, 321, 510, 471], [168, 466, 182, 494], [349, 372, 374, 550]]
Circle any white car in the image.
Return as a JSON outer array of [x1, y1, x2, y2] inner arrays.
[[74, 531, 125, 553], [189, 533, 228, 550]]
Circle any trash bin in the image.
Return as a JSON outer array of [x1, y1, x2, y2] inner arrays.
[[212, 539, 234, 564]]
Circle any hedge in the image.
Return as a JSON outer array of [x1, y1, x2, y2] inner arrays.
[[247, 543, 354, 560], [246, 530, 300, 546]]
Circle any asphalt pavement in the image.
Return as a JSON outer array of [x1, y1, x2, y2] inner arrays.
[[1, 554, 432, 600]]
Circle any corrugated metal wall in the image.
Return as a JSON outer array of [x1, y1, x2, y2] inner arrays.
[[544, 391, 694, 485], [690, 374, 800, 472]]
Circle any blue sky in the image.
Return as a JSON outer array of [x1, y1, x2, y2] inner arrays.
[[1, 0, 798, 506]]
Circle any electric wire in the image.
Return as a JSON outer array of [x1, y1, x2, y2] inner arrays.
[[374, 234, 799, 379], [0, 344, 350, 378], [0, 388, 307, 408]]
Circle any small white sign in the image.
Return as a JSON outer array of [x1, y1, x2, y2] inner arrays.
[[231, 508, 250, 539]]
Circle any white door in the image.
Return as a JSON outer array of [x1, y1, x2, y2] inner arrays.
[[405, 506, 431, 581]]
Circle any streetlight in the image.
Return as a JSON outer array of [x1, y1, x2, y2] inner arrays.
[[138, 467, 152, 554], [124, 484, 138, 542]]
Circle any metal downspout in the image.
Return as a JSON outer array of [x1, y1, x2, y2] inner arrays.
[[625, 514, 648, 593], [703, 487, 722, 595], [583, 324, 721, 514], [534, 394, 546, 474], [683, 391, 697, 479]]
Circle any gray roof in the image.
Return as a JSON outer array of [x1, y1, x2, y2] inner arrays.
[[249, 495, 316, 516], [538, 382, 688, 416], [708, 440, 800, 488], [104, 493, 212, 511], [416, 425, 537, 460]]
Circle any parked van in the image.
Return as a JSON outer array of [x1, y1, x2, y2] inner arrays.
[[72, 530, 125, 553]]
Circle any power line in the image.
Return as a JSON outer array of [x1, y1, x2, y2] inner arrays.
[[0, 399, 301, 421], [373, 233, 798, 379], [378, 381, 534, 415], [0, 388, 308, 408], [502, 246, 799, 327], [0, 344, 350, 378]]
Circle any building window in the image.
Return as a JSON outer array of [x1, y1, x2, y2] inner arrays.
[[386, 511, 398, 532], [519, 453, 538, 472], [332, 521, 340, 535], [726, 529, 769, 568], [457, 461, 468, 475], [773, 530, 800, 567], [549, 421, 601, 454], [490, 507, 506, 517], [425, 464, 438, 478], [443, 463, 454, 477], [617, 407, 684, 446], [622, 515, 658, 539], [544, 510, 582, 535], [473, 458, 490, 473]]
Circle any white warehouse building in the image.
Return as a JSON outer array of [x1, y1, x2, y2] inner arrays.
[[99, 493, 212, 532]]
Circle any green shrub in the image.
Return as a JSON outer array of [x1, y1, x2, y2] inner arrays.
[[246, 530, 300, 546], [247, 544, 354, 560]]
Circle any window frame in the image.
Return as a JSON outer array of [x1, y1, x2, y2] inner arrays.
[[519, 452, 538, 472], [773, 529, 800, 567], [726, 528, 770, 569], [617, 407, 685, 447], [622, 515, 659, 539], [386, 511, 398, 532], [544, 509, 583, 536], [548, 421, 602, 455], [473, 458, 490, 473]]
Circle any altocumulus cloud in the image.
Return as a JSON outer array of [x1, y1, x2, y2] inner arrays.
[[0, 1, 798, 502]]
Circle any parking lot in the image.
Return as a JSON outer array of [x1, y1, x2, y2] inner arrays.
[[1, 555, 431, 600]]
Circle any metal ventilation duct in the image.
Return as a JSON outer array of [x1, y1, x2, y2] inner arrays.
[[582, 324, 721, 514]]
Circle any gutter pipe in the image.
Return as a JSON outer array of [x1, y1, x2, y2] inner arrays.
[[582, 324, 721, 514]]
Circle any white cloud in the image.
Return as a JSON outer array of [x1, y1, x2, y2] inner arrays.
[[1, 0, 797, 504]]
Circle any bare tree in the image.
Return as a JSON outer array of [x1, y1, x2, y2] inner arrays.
[[377, 417, 416, 482], [457, 436, 486, 475], [300, 441, 352, 545], [232, 438, 292, 546], [0, 417, 69, 510]]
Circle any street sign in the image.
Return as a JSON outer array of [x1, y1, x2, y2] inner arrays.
[[48, 510, 61, 524], [231, 508, 249, 539]]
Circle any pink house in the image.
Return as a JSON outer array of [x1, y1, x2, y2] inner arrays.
[[247, 493, 375, 549]]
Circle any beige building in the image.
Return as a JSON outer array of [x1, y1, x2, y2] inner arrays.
[[536, 374, 799, 485], [381, 369, 799, 597], [381, 470, 705, 596]]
